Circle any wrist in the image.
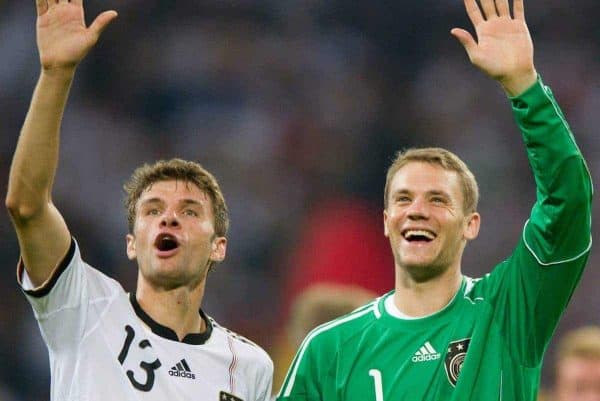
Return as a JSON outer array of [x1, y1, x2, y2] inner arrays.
[[500, 69, 538, 97], [41, 65, 77, 80], [38, 67, 76, 95]]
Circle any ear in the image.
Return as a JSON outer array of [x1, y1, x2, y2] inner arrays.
[[209, 236, 227, 263], [383, 209, 390, 237], [463, 212, 481, 241], [126, 233, 137, 260]]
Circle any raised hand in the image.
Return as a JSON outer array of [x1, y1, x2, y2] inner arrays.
[[36, 0, 117, 72], [451, 0, 536, 96]]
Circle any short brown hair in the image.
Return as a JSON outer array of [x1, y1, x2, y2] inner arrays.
[[123, 159, 229, 237], [556, 326, 600, 363], [384, 147, 479, 213]]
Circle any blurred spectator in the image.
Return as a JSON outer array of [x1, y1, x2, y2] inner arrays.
[[553, 326, 600, 401]]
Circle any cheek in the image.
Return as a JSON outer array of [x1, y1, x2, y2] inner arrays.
[[133, 223, 152, 247], [386, 210, 403, 226], [197, 219, 217, 236]]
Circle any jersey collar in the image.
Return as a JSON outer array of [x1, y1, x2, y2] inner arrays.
[[129, 292, 213, 345]]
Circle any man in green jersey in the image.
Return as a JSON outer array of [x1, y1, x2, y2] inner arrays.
[[277, 0, 593, 400]]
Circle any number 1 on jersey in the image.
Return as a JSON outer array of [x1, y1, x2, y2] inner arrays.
[[369, 369, 384, 401]]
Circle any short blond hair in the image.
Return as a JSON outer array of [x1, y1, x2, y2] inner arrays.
[[556, 326, 600, 363], [288, 284, 376, 346], [384, 147, 479, 213], [123, 159, 229, 237]]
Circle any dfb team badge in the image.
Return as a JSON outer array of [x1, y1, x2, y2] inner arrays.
[[219, 391, 243, 401], [444, 338, 471, 387]]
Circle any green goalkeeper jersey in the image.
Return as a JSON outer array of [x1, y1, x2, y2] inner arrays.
[[277, 77, 593, 401]]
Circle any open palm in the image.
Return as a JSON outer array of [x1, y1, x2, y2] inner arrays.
[[452, 0, 535, 94], [36, 0, 117, 70]]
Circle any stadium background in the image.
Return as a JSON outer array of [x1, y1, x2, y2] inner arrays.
[[0, 1, 598, 399]]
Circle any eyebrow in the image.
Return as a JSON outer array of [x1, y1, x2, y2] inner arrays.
[[391, 189, 451, 197], [427, 190, 451, 198], [139, 197, 164, 207], [139, 198, 204, 207], [180, 199, 204, 207]]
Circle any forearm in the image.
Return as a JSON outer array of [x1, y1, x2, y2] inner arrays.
[[6, 68, 75, 219], [513, 77, 592, 262]]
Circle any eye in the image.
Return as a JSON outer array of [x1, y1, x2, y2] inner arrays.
[[147, 208, 160, 216], [396, 195, 411, 203], [183, 209, 198, 217], [431, 196, 447, 205]]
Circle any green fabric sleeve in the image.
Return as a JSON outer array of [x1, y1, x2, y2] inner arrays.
[[483, 76, 593, 367], [512, 76, 592, 262]]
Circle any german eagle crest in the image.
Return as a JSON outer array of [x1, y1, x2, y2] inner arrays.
[[444, 338, 471, 387]]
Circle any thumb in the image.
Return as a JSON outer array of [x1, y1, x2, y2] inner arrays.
[[450, 28, 477, 58], [89, 10, 118, 39]]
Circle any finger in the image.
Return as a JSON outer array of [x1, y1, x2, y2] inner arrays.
[[89, 10, 118, 38], [35, 0, 48, 16], [478, 0, 499, 19], [495, 0, 510, 17], [450, 28, 478, 59], [463, 0, 484, 27], [513, 0, 525, 20]]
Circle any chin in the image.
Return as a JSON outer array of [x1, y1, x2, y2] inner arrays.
[[401, 260, 449, 283]]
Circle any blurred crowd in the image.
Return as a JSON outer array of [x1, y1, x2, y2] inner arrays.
[[1, 1, 598, 400]]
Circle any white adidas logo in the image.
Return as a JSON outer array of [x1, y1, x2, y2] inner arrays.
[[412, 341, 441, 362]]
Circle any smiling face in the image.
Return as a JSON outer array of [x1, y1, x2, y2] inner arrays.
[[384, 162, 480, 282], [126, 180, 227, 290]]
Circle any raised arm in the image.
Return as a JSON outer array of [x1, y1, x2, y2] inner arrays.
[[453, 0, 592, 366], [451, 0, 536, 96], [5, 0, 117, 286]]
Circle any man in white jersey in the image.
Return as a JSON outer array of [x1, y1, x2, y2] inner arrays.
[[5, 1, 273, 400]]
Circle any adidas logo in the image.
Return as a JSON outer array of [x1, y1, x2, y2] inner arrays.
[[169, 359, 196, 379], [412, 341, 441, 362]]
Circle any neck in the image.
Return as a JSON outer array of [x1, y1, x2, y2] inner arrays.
[[393, 265, 462, 318], [136, 278, 206, 341]]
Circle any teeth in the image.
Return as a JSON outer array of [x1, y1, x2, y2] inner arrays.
[[404, 230, 435, 240]]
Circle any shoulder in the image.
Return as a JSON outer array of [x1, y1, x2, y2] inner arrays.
[[462, 274, 492, 302], [297, 298, 380, 353], [209, 317, 273, 371], [21, 238, 123, 303]]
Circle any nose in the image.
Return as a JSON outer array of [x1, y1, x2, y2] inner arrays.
[[160, 211, 180, 228], [406, 197, 429, 220]]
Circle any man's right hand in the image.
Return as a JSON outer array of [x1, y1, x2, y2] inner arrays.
[[36, 0, 117, 72]]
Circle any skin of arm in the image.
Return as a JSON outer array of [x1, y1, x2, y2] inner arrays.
[[5, 0, 117, 286]]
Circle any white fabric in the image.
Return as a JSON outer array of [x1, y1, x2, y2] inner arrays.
[[20, 242, 273, 401], [383, 289, 456, 320]]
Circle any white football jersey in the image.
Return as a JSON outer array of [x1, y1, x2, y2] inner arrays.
[[18, 240, 273, 401]]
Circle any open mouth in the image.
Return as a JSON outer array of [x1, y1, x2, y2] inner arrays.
[[154, 233, 179, 252], [401, 229, 436, 243]]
